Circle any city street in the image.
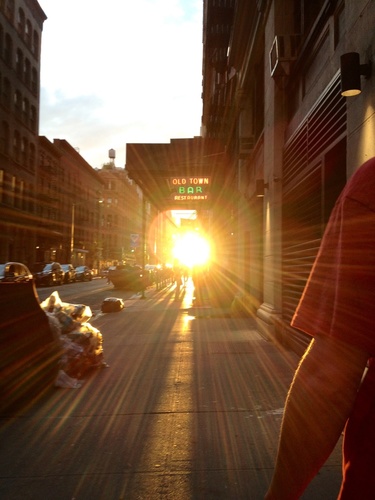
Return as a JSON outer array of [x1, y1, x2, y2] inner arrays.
[[0, 279, 342, 499]]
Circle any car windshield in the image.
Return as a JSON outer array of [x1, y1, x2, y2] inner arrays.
[[61, 265, 70, 270], [43, 264, 53, 271], [0, 264, 5, 276], [76, 266, 84, 271]]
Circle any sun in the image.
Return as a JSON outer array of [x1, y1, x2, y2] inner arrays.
[[172, 231, 211, 268]]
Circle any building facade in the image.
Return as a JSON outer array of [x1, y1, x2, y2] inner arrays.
[[0, 0, 46, 263], [202, 0, 375, 350], [36, 135, 64, 262], [96, 157, 143, 266], [0, 0, 142, 272], [0, 1, 176, 273], [36, 137, 106, 268]]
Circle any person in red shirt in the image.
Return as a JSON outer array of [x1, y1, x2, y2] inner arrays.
[[265, 157, 375, 499]]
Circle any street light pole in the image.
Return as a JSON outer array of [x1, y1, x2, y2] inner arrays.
[[97, 199, 103, 270], [141, 194, 146, 299], [70, 203, 75, 262]]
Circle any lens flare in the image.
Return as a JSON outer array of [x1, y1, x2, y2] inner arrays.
[[172, 232, 210, 268]]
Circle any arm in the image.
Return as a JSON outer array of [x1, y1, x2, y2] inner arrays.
[[265, 334, 369, 500]]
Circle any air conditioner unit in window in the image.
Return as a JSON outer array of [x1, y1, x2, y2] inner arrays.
[[269, 34, 301, 78]]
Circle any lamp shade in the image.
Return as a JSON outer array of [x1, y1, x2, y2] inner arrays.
[[340, 52, 361, 96]]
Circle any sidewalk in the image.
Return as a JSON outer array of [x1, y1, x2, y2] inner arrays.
[[132, 279, 344, 499], [0, 279, 342, 499], [108, 278, 344, 498]]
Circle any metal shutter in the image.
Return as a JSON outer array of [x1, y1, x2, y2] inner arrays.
[[282, 76, 346, 323]]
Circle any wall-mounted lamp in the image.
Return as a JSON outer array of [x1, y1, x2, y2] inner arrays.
[[256, 179, 269, 198], [340, 52, 372, 97]]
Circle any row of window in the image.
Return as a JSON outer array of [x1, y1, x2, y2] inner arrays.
[[0, 74, 38, 131], [0, 167, 33, 212], [101, 213, 120, 228], [0, 25, 39, 91], [0, 120, 36, 170], [16, 6, 40, 56], [0, 1, 40, 60], [15, 45, 39, 91], [13, 85, 37, 129]]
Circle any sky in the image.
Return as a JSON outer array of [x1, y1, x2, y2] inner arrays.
[[39, 0, 203, 170]]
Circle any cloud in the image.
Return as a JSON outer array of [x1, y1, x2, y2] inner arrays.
[[39, 0, 203, 167]]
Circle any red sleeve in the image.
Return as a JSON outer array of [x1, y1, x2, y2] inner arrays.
[[292, 195, 375, 356]]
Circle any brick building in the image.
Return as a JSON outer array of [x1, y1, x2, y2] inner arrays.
[[96, 155, 143, 266], [0, 0, 46, 263]]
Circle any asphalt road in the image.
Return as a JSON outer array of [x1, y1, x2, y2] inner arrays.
[[35, 276, 139, 313], [0, 279, 343, 499]]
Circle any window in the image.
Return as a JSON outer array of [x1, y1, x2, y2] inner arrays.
[[21, 136, 27, 164], [0, 120, 9, 154], [4, 33, 12, 66], [14, 89, 21, 115], [304, 0, 326, 31], [16, 48, 23, 77], [30, 105, 36, 131], [19, 179, 25, 209], [5, 0, 14, 22], [13, 130, 20, 162], [293, 0, 326, 35], [32, 30, 39, 60], [2, 78, 10, 108], [22, 97, 29, 124], [31, 68, 37, 93], [29, 142, 35, 171], [10, 175, 15, 205], [24, 58, 31, 87], [25, 20, 32, 46], [17, 8, 25, 36]]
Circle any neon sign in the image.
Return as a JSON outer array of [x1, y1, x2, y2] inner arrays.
[[170, 177, 210, 202]]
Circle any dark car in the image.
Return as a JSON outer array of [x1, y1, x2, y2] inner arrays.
[[0, 262, 33, 282], [108, 264, 144, 290], [61, 264, 76, 283], [0, 279, 62, 414], [75, 265, 93, 281], [32, 262, 64, 287]]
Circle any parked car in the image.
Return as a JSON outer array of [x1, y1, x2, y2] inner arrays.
[[0, 279, 62, 414], [75, 265, 93, 281], [0, 262, 33, 282], [32, 262, 64, 287], [61, 264, 76, 283]]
